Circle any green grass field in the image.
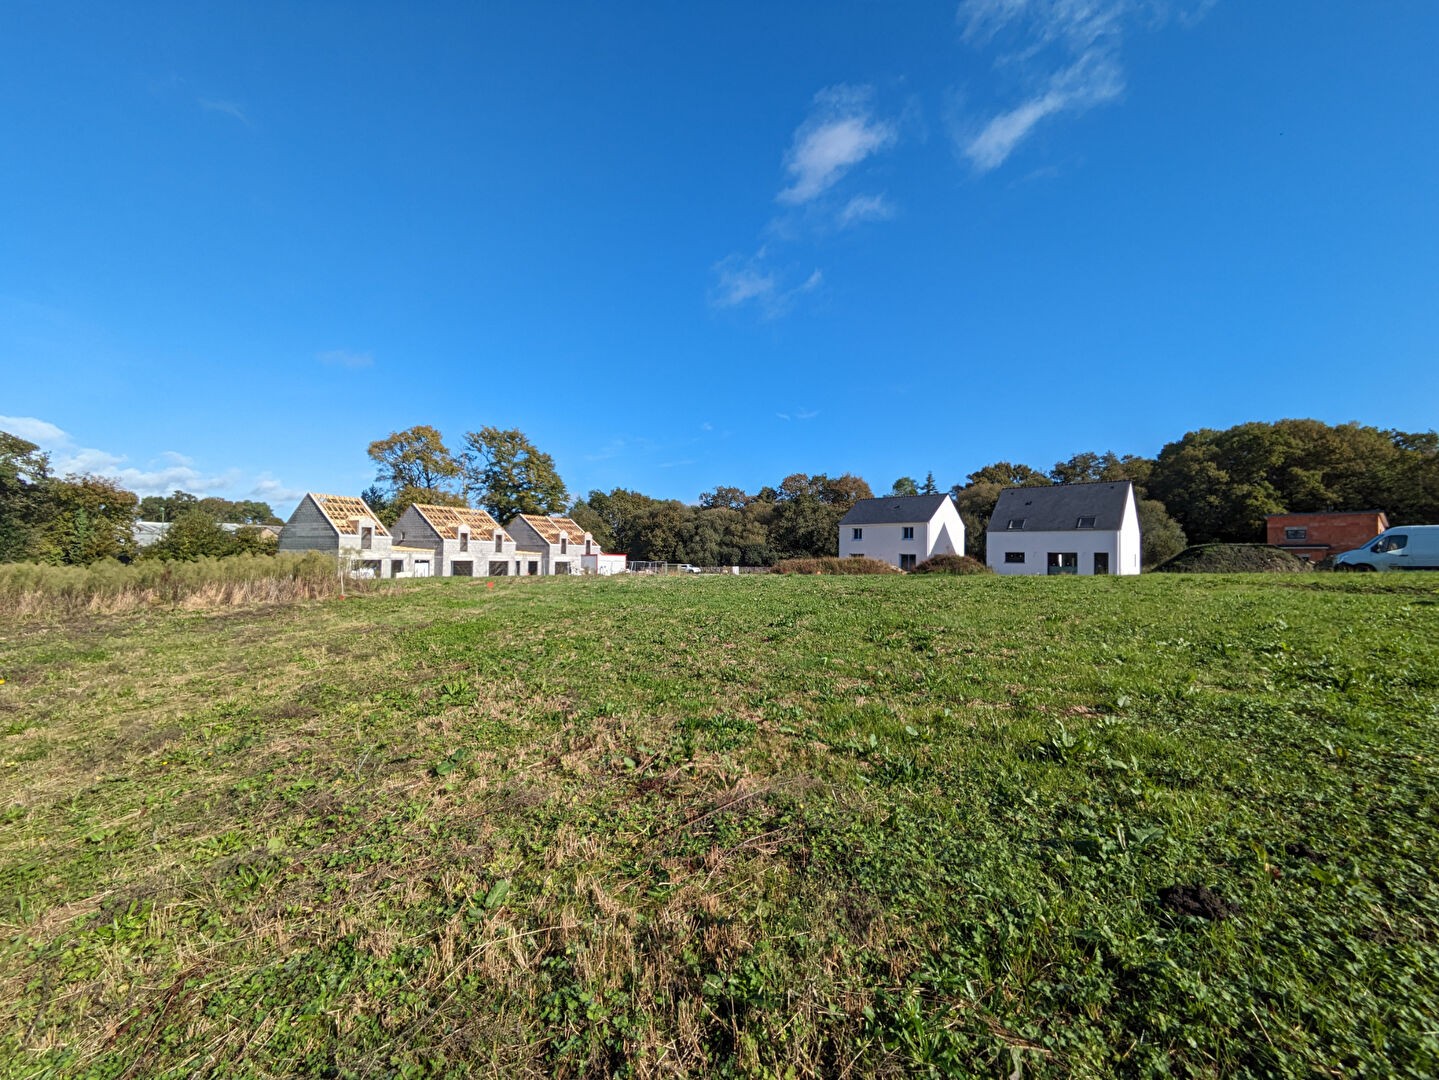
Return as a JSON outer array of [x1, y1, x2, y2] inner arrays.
[[2, 574, 1437, 1078]]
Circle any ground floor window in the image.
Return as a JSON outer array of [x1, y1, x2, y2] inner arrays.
[[555, 561, 571, 575], [488, 561, 509, 576], [451, 560, 473, 577], [1093, 552, 1110, 575], [527, 561, 539, 575], [849, 552, 864, 559], [1047, 552, 1078, 576], [391, 560, 404, 576], [1004, 551, 1025, 564], [899, 553, 917, 571]]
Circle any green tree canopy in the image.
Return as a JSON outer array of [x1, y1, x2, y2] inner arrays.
[[43, 476, 139, 565], [462, 427, 568, 523], [0, 432, 52, 561], [368, 426, 463, 499], [889, 477, 919, 496]]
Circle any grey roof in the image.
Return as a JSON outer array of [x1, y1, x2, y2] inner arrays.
[[987, 482, 1133, 533], [839, 494, 953, 526]]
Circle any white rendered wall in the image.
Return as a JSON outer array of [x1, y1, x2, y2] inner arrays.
[[838, 502, 965, 569]]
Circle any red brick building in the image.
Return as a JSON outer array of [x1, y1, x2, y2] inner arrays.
[[1265, 511, 1389, 563]]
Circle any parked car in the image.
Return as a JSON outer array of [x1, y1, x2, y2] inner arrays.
[[1333, 525, 1439, 571], [676, 564, 704, 574]]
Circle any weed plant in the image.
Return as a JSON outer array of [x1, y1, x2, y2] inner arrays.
[[772, 556, 899, 575], [0, 552, 371, 619]]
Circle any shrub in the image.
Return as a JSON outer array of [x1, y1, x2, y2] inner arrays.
[[1152, 544, 1312, 574], [771, 557, 899, 575], [911, 554, 992, 575]]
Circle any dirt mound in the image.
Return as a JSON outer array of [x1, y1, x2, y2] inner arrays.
[[1153, 544, 1312, 574], [1159, 884, 1240, 921]]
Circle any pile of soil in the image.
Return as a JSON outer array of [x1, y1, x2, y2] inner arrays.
[[1153, 544, 1312, 574], [1159, 884, 1240, 921]]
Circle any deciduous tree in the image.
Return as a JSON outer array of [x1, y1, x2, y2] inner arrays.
[[367, 426, 463, 499], [462, 427, 567, 523]]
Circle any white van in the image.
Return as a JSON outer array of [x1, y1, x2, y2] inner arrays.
[[1333, 525, 1439, 571]]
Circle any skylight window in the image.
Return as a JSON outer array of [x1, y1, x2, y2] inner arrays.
[[1007, 518, 1025, 529], [1076, 516, 1096, 529]]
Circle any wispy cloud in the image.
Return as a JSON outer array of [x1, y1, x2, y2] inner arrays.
[[778, 85, 898, 205], [0, 415, 296, 501], [965, 51, 1123, 170], [710, 252, 821, 317], [837, 193, 896, 228], [318, 349, 375, 369], [198, 98, 251, 125], [776, 407, 821, 422], [955, 0, 1209, 172]]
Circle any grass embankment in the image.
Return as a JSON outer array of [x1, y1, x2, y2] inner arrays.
[[1, 574, 1437, 1077]]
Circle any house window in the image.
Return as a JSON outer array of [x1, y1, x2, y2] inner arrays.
[[902, 526, 915, 540], [1004, 552, 1025, 564], [459, 531, 469, 552], [360, 526, 373, 550], [852, 528, 863, 541], [560, 536, 568, 554], [1076, 516, 1096, 529], [899, 554, 917, 571], [495, 533, 503, 551], [1285, 527, 1307, 541], [1093, 552, 1110, 575], [850, 553, 864, 559], [1007, 518, 1025, 530]]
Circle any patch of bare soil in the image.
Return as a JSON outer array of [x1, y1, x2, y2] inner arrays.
[[1159, 884, 1240, 921]]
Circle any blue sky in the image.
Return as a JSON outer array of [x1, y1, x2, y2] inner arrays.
[[3, 2, 1436, 516]]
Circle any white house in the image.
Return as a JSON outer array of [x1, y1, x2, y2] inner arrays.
[[837, 494, 966, 571], [277, 493, 436, 577], [985, 481, 1141, 576], [392, 504, 529, 577]]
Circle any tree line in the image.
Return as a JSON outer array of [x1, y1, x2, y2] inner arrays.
[[358, 419, 1439, 568], [3, 417, 1434, 567], [0, 432, 282, 565]]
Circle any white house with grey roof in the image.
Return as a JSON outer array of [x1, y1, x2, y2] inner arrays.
[[838, 494, 965, 571], [985, 481, 1140, 576]]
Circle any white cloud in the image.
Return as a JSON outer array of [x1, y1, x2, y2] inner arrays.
[[711, 255, 779, 309], [965, 51, 1123, 170], [318, 349, 375, 369], [711, 252, 822, 318], [776, 407, 820, 422], [778, 86, 898, 205], [955, 0, 1207, 171], [837, 193, 896, 228], [0, 415, 68, 444], [0, 414, 298, 502], [249, 475, 306, 504]]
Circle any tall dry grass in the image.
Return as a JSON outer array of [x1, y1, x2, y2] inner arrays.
[[0, 552, 379, 619]]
